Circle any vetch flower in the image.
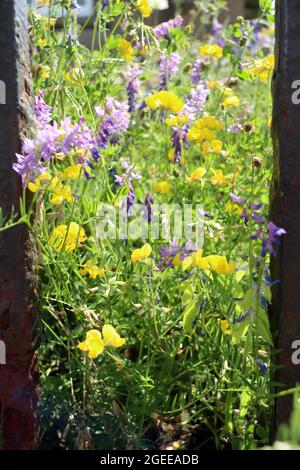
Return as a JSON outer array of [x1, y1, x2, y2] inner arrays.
[[127, 64, 142, 113], [159, 52, 180, 90], [154, 16, 184, 39], [256, 358, 268, 375], [191, 59, 203, 85]]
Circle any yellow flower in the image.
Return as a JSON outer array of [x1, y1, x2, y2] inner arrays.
[[50, 222, 87, 253], [79, 260, 106, 279], [206, 255, 236, 275], [78, 325, 125, 359], [225, 203, 243, 216], [153, 181, 171, 194], [200, 44, 223, 60], [187, 127, 216, 143], [36, 38, 48, 48], [102, 324, 126, 348], [202, 139, 223, 156], [137, 0, 152, 17], [248, 55, 274, 81], [27, 173, 52, 193], [168, 148, 175, 162], [39, 68, 50, 80], [62, 164, 82, 181], [220, 320, 232, 335], [187, 167, 206, 183], [208, 80, 219, 89], [195, 116, 223, 131], [131, 243, 152, 262], [119, 38, 134, 61], [187, 117, 223, 145], [165, 115, 189, 127], [77, 330, 105, 359], [223, 95, 240, 109], [210, 170, 227, 186], [146, 91, 184, 113], [172, 253, 182, 267], [64, 67, 83, 84], [50, 182, 74, 205], [36, 0, 50, 5]]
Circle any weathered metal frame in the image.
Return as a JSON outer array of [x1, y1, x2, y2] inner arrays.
[[271, 0, 300, 430], [0, 0, 39, 450]]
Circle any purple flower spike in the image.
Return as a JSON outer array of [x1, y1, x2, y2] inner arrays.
[[159, 53, 180, 90], [154, 16, 184, 39], [230, 192, 246, 204], [256, 359, 268, 375]]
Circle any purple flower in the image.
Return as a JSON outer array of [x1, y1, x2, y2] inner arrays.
[[212, 20, 225, 47], [144, 193, 154, 223], [154, 16, 184, 39], [251, 229, 262, 240], [252, 214, 265, 223], [268, 221, 286, 239], [233, 309, 254, 324], [265, 222, 286, 256], [96, 97, 130, 146], [159, 52, 180, 90], [70, 0, 80, 10], [184, 82, 209, 120], [256, 359, 268, 375], [263, 266, 280, 287], [127, 64, 142, 113], [127, 182, 136, 216], [115, 158, 141, 187], [229, 124, 243, 134], [230, 192, 246, 204], [241, 208, 249, 224], [191, 59, 203, 85], [34, 90, 52, 128]]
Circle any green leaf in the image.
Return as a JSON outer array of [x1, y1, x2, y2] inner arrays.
[[182, 256, 193, 272], [182, 300, 198, 334], [256, 307, 273, 345], [181, 283, 196, 307], [240, 388, 251, 419], [232, 317, 251, 345], [241, 287, 256, 312]]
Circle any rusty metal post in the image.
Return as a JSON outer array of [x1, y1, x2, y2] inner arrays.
[[271, 0, 300, 431], [0, 0, 39, 450]]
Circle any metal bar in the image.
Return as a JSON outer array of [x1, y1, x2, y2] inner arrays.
[[0, 0, 39, 450], [271, 0, 300, 430]]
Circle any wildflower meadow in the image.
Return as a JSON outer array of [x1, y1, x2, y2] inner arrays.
[[2, 0, 300, 453]]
